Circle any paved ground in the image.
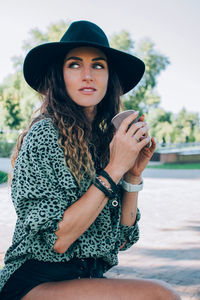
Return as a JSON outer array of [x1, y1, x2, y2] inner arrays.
[[106, 176, 200, 300], [0, 162, 200, 299]]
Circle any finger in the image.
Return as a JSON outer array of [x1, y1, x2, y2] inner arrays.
[[137, 135, 151, 150], [126, 121, 146, 137], [142, 137, 156, 152], [134, 125, 149, 140], [145, 136, 152, 148], [150, 137, 157, 150], [117, 111, 139, 134]]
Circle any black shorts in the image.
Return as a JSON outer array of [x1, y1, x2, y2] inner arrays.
[[0, 258, 105, 300]]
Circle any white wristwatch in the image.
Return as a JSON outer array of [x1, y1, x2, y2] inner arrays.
[[121, 179, 144, 192]]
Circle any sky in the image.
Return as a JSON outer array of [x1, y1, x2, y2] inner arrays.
[[1, 0, 199, 114]]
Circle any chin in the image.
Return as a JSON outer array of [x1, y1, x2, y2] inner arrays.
[[77, 100, 102, 107]]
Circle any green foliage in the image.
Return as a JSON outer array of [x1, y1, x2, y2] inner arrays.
[[137, 39, 170, 89], [0, 72, 39, 130], [0, 171, 8, 184], [0, 20, 70, 132], [22, 20, 69, 52], [146, 107, 200, 143], [1, 19, 199, 146], [110, 30, 134, 53], [110, 33, 170, 113], [122, 39, 170, 113], [0, 73, 23, 129], [0, 141, 15, 157]]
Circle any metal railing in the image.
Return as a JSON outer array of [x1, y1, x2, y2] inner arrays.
[[156, 142, 200, 154]]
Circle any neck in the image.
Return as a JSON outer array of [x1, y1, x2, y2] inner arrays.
[[84, 106, 97, 123]]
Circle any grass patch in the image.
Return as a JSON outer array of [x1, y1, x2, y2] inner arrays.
[[147, 163, 200, 169], [0, 171, 8, 184]]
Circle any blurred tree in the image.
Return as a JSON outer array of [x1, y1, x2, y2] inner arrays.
[[0, 72, 23, 129], [110, 33, 169, 113], [22, 20, 68, 52], [0, 20, 70, 131], [147, 107, 200, 144], [146, 108, 173, 143], [1, 21, 200, 144], [172, 108, 200, 143], [110, 30, 134, 53]]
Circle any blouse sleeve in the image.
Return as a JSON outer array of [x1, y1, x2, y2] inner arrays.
[[11, 119, 79, 250], [119, 208, 141, 251]]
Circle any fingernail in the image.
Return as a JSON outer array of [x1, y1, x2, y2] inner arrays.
[[135, 122, 141, 128], [134, 111, 139, 115]]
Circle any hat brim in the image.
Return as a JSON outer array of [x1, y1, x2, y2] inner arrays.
[[23, 41, 145, 95]]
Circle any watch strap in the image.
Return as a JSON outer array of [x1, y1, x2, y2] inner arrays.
[[121, 179, 143, 192]]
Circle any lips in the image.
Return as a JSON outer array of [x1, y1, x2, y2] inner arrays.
[[79, 87, 96, 91], [79, 87, 97, 95]]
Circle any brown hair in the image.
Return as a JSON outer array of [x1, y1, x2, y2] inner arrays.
[[10, 54, 122, 186]]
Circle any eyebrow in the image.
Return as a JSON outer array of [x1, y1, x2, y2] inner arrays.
[[65, 56, 107, 62]]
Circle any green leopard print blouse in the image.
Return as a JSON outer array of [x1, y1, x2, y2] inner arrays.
[[0, 118, 140, 292]]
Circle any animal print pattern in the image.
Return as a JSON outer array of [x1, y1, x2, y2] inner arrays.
[[0, 118, 140, 292]]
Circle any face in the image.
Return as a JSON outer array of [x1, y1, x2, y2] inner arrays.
[[63, 46, 109, 118]]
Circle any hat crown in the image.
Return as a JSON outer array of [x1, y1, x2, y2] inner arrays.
[[60, 20, 110, 47]]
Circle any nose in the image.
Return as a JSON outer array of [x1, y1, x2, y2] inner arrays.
[[82, 66, 93, 82]]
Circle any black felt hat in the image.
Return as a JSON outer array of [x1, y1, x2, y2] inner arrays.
[[23, 20, 145, 95]]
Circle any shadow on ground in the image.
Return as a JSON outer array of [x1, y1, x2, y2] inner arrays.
[[129, 247, 200, 261], [107, 264, 200, 285], [106, 256, 200, 299], [161, 220, 200, 234]]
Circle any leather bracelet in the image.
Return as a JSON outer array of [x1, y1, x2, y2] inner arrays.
[[96, 176, 113, 193], [94, 177, 116, 198], [121, 179, 144, 192], [99, 169, 118, 194]]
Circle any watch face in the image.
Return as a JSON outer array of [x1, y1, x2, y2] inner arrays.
[[111, 110, 138, 130]]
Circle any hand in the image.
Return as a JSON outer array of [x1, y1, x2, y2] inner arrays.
[[106, 112, 151, 182], [125, 114, 156, 178], [125, 137, 156, 178]]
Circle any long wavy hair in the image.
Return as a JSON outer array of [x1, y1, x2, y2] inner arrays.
[[10, 52, 122, 186]]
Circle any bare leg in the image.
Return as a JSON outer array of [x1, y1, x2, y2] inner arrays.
[[22, 278, 181, 300]]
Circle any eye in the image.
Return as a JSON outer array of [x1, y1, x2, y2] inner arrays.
[[68, 62, 79, 69], [93, 63, 104, 69]]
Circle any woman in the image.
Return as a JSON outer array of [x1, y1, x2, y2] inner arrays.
[[0, 21, 180, 300]]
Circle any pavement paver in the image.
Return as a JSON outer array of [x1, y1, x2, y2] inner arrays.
[[106, 176, 200, 300], [0, 169, 200, 299]]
